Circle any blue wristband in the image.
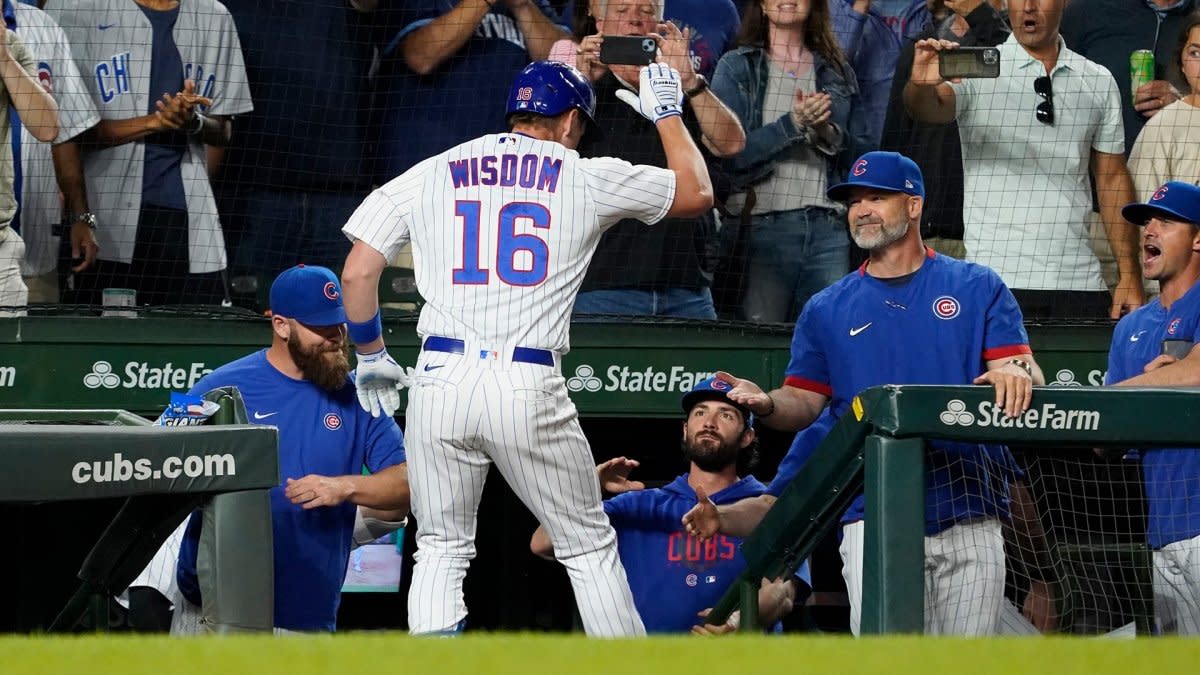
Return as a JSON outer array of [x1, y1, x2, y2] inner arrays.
[[347, 309, 383, 345]]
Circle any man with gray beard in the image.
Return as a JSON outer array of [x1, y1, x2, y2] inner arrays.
[[172, 264, 410, 632], [683, 151, 1049, 635]]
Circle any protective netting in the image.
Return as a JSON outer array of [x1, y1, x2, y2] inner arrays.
[[921, 445, 1198, 635], [0, 1, 1189, 325]]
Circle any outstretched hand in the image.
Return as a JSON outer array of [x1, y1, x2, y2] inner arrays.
[[614, 62, 683, 123], [596, 456, 645, 494], [691, 608, 738, 635], [682, 485, 721, 541]]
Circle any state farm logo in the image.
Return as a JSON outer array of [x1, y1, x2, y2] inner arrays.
[[938, 399, 1100, 431], [566, 364, 715, 394], [0, 364, 14, 388], [566, 365, 602, 393], [83, 360, 213, 390]]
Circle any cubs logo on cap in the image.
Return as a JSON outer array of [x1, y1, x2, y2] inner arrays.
[[827, 151, 926, 201], [681, 376, 755, 426], [1122, 181, 1200, 227], [269, 264, 348, 327]]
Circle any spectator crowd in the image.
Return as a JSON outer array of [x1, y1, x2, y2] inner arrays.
[[0, 0, 1196, 325]]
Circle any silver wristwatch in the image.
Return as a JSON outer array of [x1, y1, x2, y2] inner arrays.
[[72, 212, 98, 230]]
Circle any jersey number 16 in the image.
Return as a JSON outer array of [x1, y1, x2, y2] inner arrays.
[[453, 200, 550, 287]]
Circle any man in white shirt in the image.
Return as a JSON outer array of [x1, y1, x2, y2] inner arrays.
[[902, 0, 1144, 319]]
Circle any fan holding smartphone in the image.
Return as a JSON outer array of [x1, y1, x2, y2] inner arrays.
[[903, 4, 1143, 323]]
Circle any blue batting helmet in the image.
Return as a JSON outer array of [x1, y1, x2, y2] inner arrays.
[[505, 60, 597, 125]]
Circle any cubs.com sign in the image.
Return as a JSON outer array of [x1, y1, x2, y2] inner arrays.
[[939, 399, 1100, 431]]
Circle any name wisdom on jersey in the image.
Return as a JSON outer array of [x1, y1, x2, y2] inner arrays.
[[449, 153, 562, 193]]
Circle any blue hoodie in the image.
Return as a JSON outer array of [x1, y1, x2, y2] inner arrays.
[[604, 473, 811, 632]]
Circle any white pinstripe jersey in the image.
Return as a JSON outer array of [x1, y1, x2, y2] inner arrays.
[[47, 0, 253, 272], [343, 132, 676, 353], [15, 2, 101, 277]]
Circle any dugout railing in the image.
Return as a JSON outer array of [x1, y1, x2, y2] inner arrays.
[[708, 385, 1200, 634], [0, 386, 278, 633]]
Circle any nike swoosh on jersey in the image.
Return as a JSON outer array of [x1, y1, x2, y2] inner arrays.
[[98, 23, 116, 30], [1130, 330, 1148, 342], [423, 364, 444, 371], [253, 411, 279, 420], [849, 322, 872, 336]]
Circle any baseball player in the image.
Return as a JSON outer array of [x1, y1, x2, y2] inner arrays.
[[1105, 181, 1200, 635], [683, 151, 1047, 636], [47, 0, 253, 306], [11, 0, 101, 301], [530, 377, 810, 633], [171, 265, 409, 632], [339, 60, 713, 636]]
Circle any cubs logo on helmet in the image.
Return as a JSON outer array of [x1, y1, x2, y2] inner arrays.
[[1153, 185, 1169, 201], [323, 281, 339, 301], [505, 61, 597, 124], [852, 159, 868, 176]]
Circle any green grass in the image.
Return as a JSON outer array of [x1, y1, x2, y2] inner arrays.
[[3, 634, 1198, 675]]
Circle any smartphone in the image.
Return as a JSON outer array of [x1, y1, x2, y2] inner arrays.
[[599, 35, 658, 66], [1162, 339, 1194, 359], [939, 46, 1000, 79]]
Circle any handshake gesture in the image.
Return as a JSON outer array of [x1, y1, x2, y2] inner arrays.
[[616, 63, 684, 124]]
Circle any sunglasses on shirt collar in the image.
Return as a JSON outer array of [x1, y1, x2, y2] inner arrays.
[[1034, 75, 1054, 126]]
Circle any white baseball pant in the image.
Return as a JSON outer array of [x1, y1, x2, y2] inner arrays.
[[840, 518, 1006, 635], [1153, 534, 1200, 635], [404, 344, 644, 637]]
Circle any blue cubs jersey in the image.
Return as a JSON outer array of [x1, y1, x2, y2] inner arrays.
[[604, 474, 811, 632], [1106, 282, 1200, 549], [784, 250, 1030, 534], [177, 350, 406, 631]]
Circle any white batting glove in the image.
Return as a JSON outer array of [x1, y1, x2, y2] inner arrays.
[[353, 348, 409, 418], [615, 62, 683, 123]]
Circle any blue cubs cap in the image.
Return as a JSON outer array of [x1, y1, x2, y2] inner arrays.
[[681, 377, 754, 426], [1122, 181, 1200, 227], [506, 60, 597, 125], [826, 151, 925, 201], [269, 264, 347, 327]]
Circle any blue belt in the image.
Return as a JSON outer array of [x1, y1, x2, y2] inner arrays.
[[423, 336, 555, 367]]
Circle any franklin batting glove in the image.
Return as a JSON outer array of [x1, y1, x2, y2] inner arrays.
[[615, 62, 683, 123], [353, 348, 409, 418]]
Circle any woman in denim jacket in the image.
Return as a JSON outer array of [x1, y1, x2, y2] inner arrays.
[[712, 0, 870, 323]]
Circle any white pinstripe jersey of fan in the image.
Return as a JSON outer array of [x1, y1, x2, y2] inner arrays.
[[342, 131, 675, 637]]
